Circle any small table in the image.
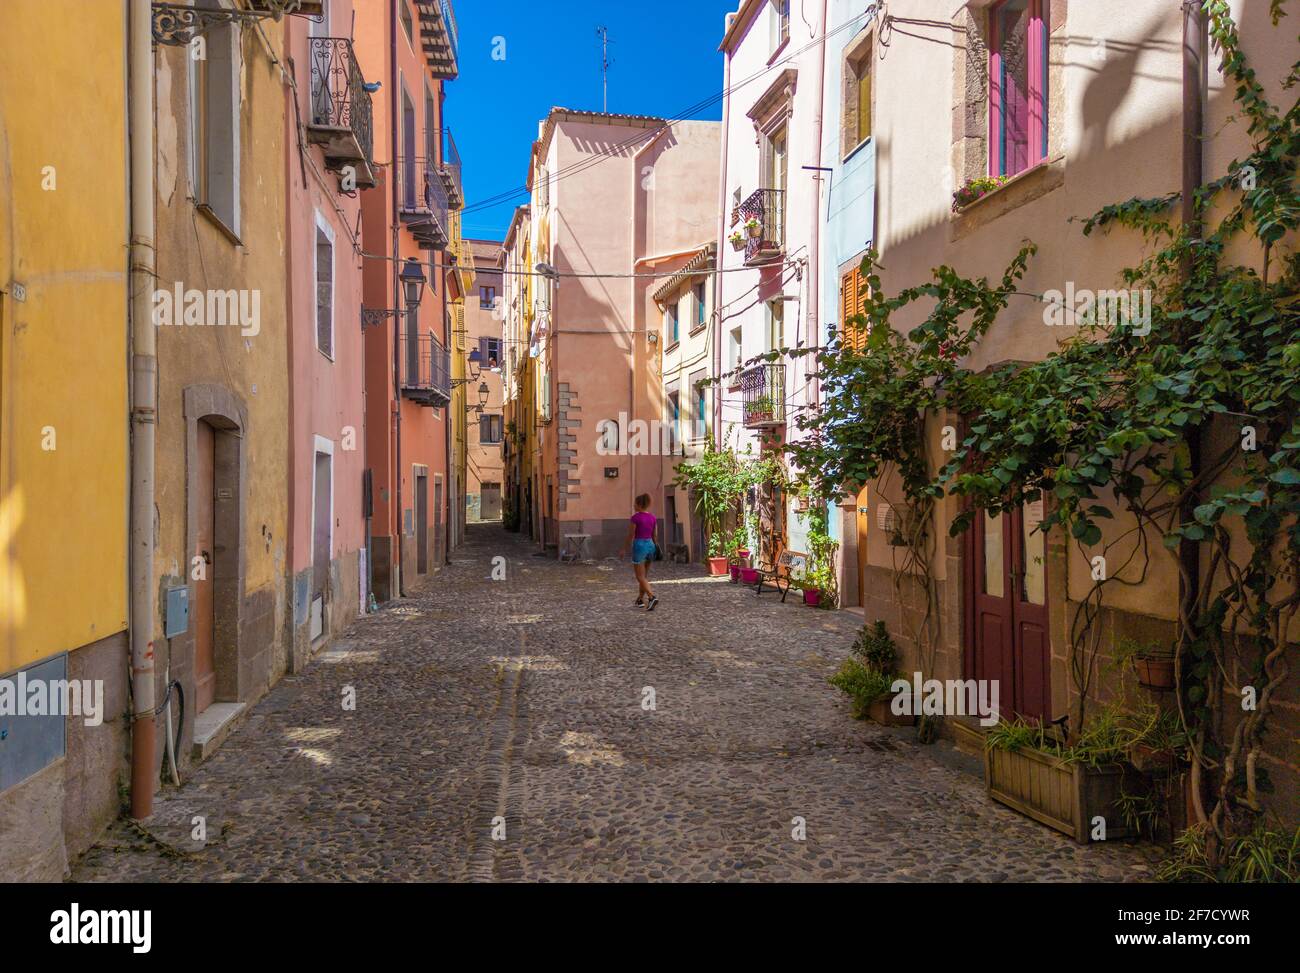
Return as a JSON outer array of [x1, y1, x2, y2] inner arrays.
[[560, 533, 592, 563]]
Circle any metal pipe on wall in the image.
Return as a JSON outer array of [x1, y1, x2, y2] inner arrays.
[[127, 0, 158, 819]]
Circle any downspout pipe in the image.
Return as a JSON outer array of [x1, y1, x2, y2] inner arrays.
[[807, 0, 827, 425], [390, 0, 403, 595], [712, 18, 733, 450], [128, 0, 158, 819]]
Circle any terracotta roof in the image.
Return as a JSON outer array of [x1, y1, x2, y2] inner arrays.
[[652, 244, 718, 304]]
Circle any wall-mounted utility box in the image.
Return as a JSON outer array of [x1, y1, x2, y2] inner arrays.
[[164, 585, 190, 639]]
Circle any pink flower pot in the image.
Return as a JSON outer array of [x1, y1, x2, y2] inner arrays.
[[740, 568, 760, 585], [803, 588, 821, 607], [729, 565, 741, 582]]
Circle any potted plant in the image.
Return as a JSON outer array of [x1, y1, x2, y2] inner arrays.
[[1114, 638, 1176, 690], [951, 174, 1011, 212], [745, 217, 762, 239], [728, 230, 746, 252], [705, 532, 729, 576], [828, 622, 916, 726], [984, 708, 1152, 844], [740, 564, 760, 585]]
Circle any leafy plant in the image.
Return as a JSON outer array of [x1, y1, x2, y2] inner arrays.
[[828, 657, 898, 720], [952, 174, 1012, 211], [1158, 822, 1300, 883], [852, 620, 899, 673]]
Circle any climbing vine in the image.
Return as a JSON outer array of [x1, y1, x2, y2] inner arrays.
[[787, 2, 1299, 865]]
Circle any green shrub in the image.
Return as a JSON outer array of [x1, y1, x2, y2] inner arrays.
[[1158, 823, 1300, 883], [851, 620, 898, 673], [828, 657, 897, 719]]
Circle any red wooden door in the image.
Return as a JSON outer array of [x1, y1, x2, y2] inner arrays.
[[194, 421, 216, 714], [970, 494, 1050, 721]]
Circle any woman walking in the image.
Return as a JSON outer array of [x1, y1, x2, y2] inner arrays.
[[619, 493, 659, 611]]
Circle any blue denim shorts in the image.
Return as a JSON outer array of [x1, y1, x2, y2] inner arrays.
[[631, 539, 656, 564]]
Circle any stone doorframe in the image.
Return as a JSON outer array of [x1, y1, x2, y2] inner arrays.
[[183, 384, 248, 706]]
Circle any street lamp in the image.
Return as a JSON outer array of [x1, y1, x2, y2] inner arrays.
[[400, 258, 427, 309], [477, 381, 490, 410], [535, 262, 559, 282]]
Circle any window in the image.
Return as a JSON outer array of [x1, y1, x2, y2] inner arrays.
[[315, 213, 335, 358], [480, 285, 497, 309], [399, 0, 413, 44], [728, 326, 743, 374], [690, 369, 707, 440], [667, 388, 681, 443], [479, 336, 502, 367], [665, 301, 679, 345], [189, 2, 240, 235], [770, 0, 790, 54], [766, 298, 784, 352], [989, 0, 1049, 177], [479, 414, 503, 445], [693, 282, 707, 330], [840, 265, 869, 351], [842, 32, 872, 157]]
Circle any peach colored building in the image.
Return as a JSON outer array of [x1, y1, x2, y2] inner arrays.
[[516, 109, 720, 558], [285, 1, 377, 665], [463, 238, 505, 521], [356, 0, 461, 601]]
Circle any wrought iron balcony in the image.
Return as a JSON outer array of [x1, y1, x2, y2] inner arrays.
[[737, 188, 786, 265], [402, 329, 451, 406], [415, 0, 459, 79], [396, 157, 449, 250], [439, 128, 463, 209], [306, 38, 375, 188], [740, 363, 786, 428]]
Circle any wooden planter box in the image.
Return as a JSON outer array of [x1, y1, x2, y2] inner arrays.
[[984, 745, 1144, 844]]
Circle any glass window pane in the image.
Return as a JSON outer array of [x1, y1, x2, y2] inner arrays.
[[996, 0, 1031, 176], [1021, 494, 1046, 605], [982, 510, 1004, 597]]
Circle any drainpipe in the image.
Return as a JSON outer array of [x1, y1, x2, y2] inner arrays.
[[712, 23, 732, 450], [127, 0, 158, 819], [1180, 0, 1207, 824], [390, 0, 403, 596], [807, 0, 827, 401], [444, 261, 453, 565]]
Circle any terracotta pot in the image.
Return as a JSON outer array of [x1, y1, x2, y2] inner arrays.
[[740, 567, 760, 584], [747, 223, 762, 238], [867, 694, 916, 727], [1129, 743, 1176, 774], [1135, 656, 1175, 689], [707, 557, 729, 576], [803, 588, 821, 607], [729, 236, 746, 252]]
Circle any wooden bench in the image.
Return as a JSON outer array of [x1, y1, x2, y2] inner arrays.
[[755, 549, 806, 602]]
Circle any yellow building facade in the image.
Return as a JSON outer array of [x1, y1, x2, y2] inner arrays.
[[0, 0, 130, 880]]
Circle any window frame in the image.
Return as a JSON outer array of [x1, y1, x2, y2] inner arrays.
[[692, 281, 707, 332], [314, 209, 336, 360], [841, 28, 874, 160], [988, 0, 1049, 178], [480, 285, 497, 309], [666, 301, 680, 347]]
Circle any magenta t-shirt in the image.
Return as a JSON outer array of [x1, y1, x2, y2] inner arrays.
[[631, 511, 656, 540]]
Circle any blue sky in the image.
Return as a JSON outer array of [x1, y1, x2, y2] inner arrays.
[[445, 0, 739, 241]]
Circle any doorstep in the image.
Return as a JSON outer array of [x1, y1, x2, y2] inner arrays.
[[191, 702, 248, 762]]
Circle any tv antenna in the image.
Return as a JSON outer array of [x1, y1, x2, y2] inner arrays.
[[596, 26, 614, 112]]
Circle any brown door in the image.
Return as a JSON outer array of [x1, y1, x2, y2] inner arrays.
[[415, 472, 428, 575], [855, 486, 870, 608], [970, 494, 1050, 721], [194, 421, 216, 714], [433, 478, 443, 566]]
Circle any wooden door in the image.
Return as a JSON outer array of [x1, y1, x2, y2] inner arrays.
[[415, 472, 428, 575], [970, 494, 1050, 721], [433, 479, 443, 566], [311, 450, 331, 641], [194, 421, 216, 714], [855, 485, 870, 608]]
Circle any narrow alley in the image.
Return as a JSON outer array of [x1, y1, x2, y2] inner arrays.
[[73, 525, 1157, 883]]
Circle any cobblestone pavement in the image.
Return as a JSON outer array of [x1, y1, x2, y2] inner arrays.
[[73, 524, 1160, 882]]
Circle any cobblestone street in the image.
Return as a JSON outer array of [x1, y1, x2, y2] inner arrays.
[[73, 524, 1159, 882]]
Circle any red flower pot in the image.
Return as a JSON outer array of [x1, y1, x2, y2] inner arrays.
[[729, 565, 741, 582], [803, 588, 821, 607], [1135, 656, 1175, 690], [740, 567, 760, 585], [707, 557, 729, 576]]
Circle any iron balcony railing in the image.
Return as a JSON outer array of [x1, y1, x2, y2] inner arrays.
[[396, 156, 449, 250], [740, 362, 786, 428], [402, 328, 451, 405], [439, 128, 463, 208], [738, 188, 786, 264], [306, 37, 375, 184]]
